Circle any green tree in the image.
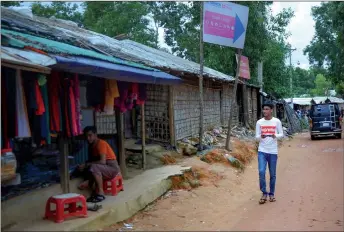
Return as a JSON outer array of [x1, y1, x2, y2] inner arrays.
[[304, 2, 344, 91], [292, 67, 315, 97], [31, 2, 83, 23], [150, 2, 295, 98], [82, 2, 156, 47], [310, 74, 332, 96], [1, 1, 21, 7]]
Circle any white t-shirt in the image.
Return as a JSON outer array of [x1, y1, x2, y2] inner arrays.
[[255, 117, 284, 154]]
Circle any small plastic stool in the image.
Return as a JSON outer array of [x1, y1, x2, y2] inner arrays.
[[44, 193, 87, 223], [103, 174, 124, 196]]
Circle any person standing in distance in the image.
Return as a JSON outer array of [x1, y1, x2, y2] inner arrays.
[[255, 101, 284, 204]]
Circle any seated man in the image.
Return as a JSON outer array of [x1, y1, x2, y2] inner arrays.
[[79, 126, 121, 203]]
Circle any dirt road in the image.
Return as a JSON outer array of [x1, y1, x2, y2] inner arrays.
[[106, 134, 343, 231]]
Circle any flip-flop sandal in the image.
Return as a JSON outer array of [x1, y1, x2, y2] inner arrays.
[[87, 203, 103, 212], [87, 195, 101, 203], [259, 195, 268, 204], [94, 194, 106, 202], [269, 196, 276, 202]]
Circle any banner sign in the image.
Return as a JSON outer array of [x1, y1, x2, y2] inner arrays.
[[236, 54, 250, 79], [203, 2, 249, 49]]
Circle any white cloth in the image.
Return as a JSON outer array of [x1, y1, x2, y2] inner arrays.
[[255, 117, 284, 154], [15, 70, 31, 137]]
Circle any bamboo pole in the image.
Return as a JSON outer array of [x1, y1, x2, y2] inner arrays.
[[198, 2, 205, 151], [141, 104, 146, 170], [116, 110, 127, 178], [59, 136, 70, 193], [225, 49, 243, 151]]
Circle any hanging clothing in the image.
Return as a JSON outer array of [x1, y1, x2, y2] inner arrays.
[[104, 79, 120, 115], [2, 68, 17, 142], [72, 74, 82, 135], [69, 79, 78, 136], [79, 86, 87, 108], [34, 79, 45, 116], [136, 84, 147, 105], [115, 81, 130, 113], [48, 71, 62, 132], [40, 81, 51, 144], [1, 72, 9, 149], [15, 70, 31, 138], [21, 71, 42, 146], [86, 77, 105, 110]]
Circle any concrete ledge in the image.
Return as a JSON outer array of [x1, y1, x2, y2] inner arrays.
[[4, 165, 190, 231]]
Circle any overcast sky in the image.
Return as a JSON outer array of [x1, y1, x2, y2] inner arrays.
[[20, 1, 319, 69], [271, 2, 321, 69]]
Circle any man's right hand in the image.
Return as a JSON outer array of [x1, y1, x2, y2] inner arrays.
[[261, 135, 267, 139]]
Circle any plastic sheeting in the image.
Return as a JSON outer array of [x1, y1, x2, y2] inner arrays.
[[52, 55, 182, 85]]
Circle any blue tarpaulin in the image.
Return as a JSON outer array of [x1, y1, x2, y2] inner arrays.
[[51, 55, 182, 85]]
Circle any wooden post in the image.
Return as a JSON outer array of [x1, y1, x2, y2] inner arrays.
[[220, 86, 224, 126], [198, 2, 205, 151], [168, 86, 175, 147], [242, 80, 249, 128], [225, 49, 243, 151], [141, 103, 146, 170], [116, 110, 127, 178], [59, 136, 70, 193]]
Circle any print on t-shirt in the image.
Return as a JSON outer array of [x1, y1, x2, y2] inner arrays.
[[261, 125, 276, 135]]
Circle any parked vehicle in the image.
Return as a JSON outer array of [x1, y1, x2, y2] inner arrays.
[[309, 103, 342, 140]]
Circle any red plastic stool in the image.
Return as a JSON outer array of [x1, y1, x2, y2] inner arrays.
[[103, 174, 124, 196], [44, 193, 87, 223]]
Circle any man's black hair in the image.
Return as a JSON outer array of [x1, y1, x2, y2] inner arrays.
[[83, 126, 97, 135], [262, 101, 274, 109]]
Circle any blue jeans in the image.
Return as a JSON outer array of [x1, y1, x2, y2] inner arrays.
[[258, 152, 278, 196]]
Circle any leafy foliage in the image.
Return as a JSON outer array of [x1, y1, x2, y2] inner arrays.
[[31, 2, 83, 23], [29, 1, 319, 98], [310, 74, 332, 96], [1, 1, 21, 7], [304, 2, 344, 97]]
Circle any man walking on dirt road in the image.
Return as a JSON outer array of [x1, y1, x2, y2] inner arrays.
[[255, 101, 284, 204]]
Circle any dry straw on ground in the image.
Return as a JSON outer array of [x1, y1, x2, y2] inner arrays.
[[231, 140, 257, 164], [170, 167, 222, 190], [160, 155, 177, 165]]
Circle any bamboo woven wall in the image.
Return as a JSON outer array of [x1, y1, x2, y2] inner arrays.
[[174, 84, 221, 140], [247, 87, 253, 126], [251, 88, 258, 123], [137, 84, 170, 142], [246, 87, 259, 126], [222, 84, 239, 126], [95, 113, 117, 134]]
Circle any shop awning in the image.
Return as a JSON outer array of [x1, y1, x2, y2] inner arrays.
[[1, 46, 56, 73], [51, 55, 182, 85]]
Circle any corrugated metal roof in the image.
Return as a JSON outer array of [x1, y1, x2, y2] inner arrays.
[[1, 46, 55, 73], [1, 46, 56, 66], [1, 29, 155, 71], [284, 97, 344, 105], [1, 7, 235, 82]]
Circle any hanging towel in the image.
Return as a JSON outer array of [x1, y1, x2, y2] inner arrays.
[[15, 70, 31, 137], [104, 79, 120, 115]]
